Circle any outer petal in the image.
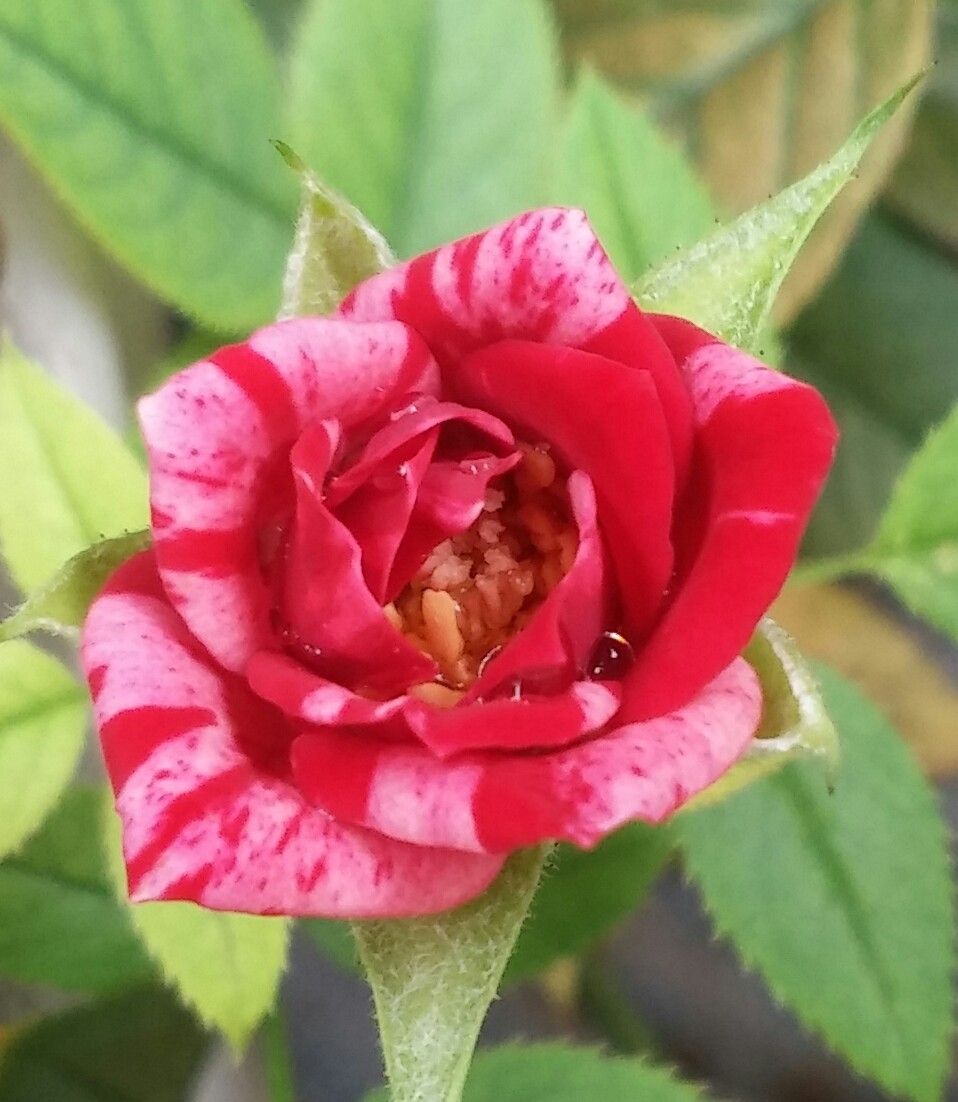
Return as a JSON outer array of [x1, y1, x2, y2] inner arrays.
[[453, 340, 674, 635], [249, 655, 620, 760], [340, 208, 691, 472], [292, 659, 760, 853], [623, 316, 838, 719], [340, 208, 630, 359], [82, 553, 502, 917], [139, 319, 437, 673]]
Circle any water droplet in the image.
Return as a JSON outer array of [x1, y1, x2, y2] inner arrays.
[[587, 631, 635, 681]]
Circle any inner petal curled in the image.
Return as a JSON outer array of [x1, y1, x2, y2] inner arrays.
[[387, 443, 580, 699]]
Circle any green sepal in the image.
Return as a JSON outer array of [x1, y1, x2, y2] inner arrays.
[[0, 531, 150, 642], [688, 618, 839, 811], [274, 141, 395, 319], [635, 76, 922, 353]]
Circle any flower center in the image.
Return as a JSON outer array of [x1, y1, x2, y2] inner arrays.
[[388, 443, 578, 704]]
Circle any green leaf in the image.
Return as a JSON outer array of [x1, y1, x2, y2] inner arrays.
[[688, 618, 838, 810], [850, 403, 958, 644], [287, 0, 560, 258], [554, 69, 715, 283], [303, 916, 360, 973], [887, 4, 958, 249], [789, 213, 958, 557], [263, 1010, 297, 1102], [0, 531, 150, 642], [678, 665, 954, 1102], [0, 642, 87, 862], [0, 787, 153, 993], [0, 0, 294, 329], [505, 823, 672, 981], [0, 341, 148, 593], [274, 142, 395, 319], [364, 1042, 705, 1102], [353, 846, 549, 1102], [555, 0, 932, 319], [101, 800, 290, 1051], [635, 78, 920, 353], [0, 985, 207, 1102]]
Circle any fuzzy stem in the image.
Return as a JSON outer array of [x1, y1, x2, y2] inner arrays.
[[353, 845, 552, 1102]]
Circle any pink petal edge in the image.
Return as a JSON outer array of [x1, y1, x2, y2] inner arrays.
[[292, 658, 761, 854], [82, 553, 503, 917]]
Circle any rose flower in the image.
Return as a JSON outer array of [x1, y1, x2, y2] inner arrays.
[[82, 209, 836, 917]]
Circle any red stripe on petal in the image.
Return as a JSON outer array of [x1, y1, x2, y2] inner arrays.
[[124, 765, 248, 894], [208, 344, 298, 444], [622, 316, 838, 717], [155, 527, 252, 575], [101, 705, 217, 792], [341, 208, 633, 363]]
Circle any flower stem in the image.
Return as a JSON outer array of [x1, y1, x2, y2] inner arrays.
[[353, 845, 552, 1102]]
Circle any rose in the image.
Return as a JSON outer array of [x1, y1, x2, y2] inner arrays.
[[82, 209, 836, 918]]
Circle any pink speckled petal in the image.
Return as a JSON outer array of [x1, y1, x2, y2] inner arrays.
[[291, 658, 761, 853], [339, 208, 632, 362], [82, 553, 502, 917], [139, 319, 438, 673]]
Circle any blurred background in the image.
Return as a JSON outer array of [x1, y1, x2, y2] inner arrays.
[[0, 0, 955, 1099]]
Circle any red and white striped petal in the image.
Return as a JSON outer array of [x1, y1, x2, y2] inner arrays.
[[406, 680, 622, 758], [247, 652, 620, 758], [82, 553, 502, 917], [291, 658, 761, 854], [340, 209, 692, 472], [247, 651, 410, 734], [139, 319, 437, 672], [622, 316, 838, 719], [340, 208, 632, 362]]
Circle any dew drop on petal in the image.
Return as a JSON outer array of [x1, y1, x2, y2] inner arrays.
[[587, 631, 635, 681]]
